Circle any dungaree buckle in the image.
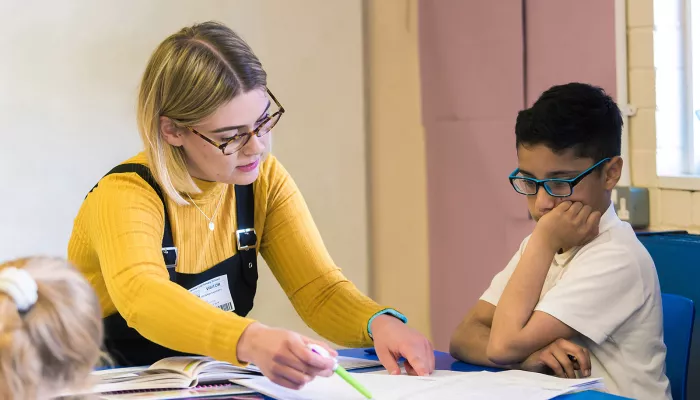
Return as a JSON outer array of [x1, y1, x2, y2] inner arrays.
[[162, 247, 178, 268], [236, 228, 258, 251]]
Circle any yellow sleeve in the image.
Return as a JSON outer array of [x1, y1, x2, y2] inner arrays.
[[85, 173, 254, 365], [259, 159, 389, 347]]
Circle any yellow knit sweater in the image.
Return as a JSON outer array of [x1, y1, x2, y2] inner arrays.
[[68, 152, 386, 365]]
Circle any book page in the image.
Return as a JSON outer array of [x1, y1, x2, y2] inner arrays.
[[198, 360, 262, 382], [335, 356, 383, 371], [398, 378, 569, 400], [93, 375, 196, 394], [491, 370, 604, 391], [245, 356, 382, 374], [93, 367, 148, 380], [399, 370, 604, 400], [369, 369, 467, 378], [233, 373, 474, 400], [92, 357, 260, 393], [149, 357, 209, 378]]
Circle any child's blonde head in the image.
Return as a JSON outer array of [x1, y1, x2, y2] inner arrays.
[[0, 257, 103, 399]]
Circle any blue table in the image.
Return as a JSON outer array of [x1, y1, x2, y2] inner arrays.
[[337, 348, 629, 400]]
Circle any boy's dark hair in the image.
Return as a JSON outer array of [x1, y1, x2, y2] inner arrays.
[[515, 83, 622, 160]]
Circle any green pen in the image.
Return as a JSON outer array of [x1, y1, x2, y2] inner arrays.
[[307, 344, 373, 399]]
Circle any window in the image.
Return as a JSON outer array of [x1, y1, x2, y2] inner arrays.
[[654, 0, 700, 177]]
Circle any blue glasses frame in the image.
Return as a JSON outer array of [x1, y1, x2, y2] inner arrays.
[[509, 158, 611, 197]]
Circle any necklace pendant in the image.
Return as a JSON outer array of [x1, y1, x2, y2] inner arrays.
[[208, 221, 215, 231]]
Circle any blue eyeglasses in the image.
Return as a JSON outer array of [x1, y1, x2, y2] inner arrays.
[[509, 158, 611, 197]]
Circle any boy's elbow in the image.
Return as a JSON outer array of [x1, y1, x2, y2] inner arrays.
[[449, 325, 469, 360], [448, 335, 462, 360], [486, 337, 520, 365]]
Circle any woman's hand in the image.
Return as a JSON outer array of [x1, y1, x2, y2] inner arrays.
[[370, 315, 435, 376], [237, 322, 337, 389]]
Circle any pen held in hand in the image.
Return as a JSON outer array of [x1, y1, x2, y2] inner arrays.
[[308, 344, 374, 399], [567, 354, 586, 378]]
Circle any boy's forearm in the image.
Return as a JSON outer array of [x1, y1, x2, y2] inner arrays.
[[489, 234, 556, 361], [450, 321, 520, 369]]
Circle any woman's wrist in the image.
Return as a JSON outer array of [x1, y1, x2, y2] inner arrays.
[[370, 314, 404, 338], [237, 321, 267, 363]]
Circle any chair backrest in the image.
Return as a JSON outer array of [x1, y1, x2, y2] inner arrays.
[[662, 293, 695, 400]]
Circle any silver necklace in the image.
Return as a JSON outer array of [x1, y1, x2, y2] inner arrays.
[[185, 187, 226, 231]]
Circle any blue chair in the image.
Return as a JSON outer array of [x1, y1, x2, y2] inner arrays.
[[662, 293, 695, 400]]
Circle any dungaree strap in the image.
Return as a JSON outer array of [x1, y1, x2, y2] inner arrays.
[[88, 163, 177, 267]]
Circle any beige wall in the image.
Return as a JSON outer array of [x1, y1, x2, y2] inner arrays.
[[626, 0, 700, 231], [365, 0, 431, 338], [0, 0, 368, 341], [1, 0, 429, 345]]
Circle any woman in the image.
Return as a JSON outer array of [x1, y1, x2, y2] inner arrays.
[[68, 21, 434, 389]]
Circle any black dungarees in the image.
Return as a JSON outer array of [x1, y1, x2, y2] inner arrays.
[[88, 164, 258, 366]]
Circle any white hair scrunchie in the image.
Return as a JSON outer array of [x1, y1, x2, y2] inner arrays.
[[0, 267, 38, 312]]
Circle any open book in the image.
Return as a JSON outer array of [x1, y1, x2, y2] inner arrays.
[[93, 355, 382, 394], [93, 357, 259, 393]]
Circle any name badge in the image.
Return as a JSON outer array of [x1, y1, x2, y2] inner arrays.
[[188, 275, 235, 312]]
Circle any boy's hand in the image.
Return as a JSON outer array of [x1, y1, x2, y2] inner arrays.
[[533, 202, 601, 251], [520, 338, 591, 378]]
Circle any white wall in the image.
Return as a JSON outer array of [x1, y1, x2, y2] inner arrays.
[[0, 0, 367, 339]]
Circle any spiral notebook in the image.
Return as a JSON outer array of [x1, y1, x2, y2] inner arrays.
[[98, 383, 257, 399]]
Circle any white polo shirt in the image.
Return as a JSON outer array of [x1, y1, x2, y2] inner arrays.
[[481, 203, 671, 400]]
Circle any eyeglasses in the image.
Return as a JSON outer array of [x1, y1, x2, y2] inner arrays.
[[188, 88, 285, 155], [509, 158, 611, 197]]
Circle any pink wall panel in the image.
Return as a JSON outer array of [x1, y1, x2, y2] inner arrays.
[[419, 0, 525, 121], [419, 0, 531, 351], [525, 0, 617, 104], [423, 119, 535, 351], [418, 0, 617, 351]]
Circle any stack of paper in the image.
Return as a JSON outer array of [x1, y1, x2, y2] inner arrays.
[[489, 370, 605, 395], [397, 370, 605, 400], [233, 373, 448, 400], [232, 369, 606, 400], [90, 355, 383, 399]]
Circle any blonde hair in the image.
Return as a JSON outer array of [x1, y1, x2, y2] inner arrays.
[[0, 257, 103, 399], [137, 21, 268, 205]]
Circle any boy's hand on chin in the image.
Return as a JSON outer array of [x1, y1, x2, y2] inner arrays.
[[533, 202, 601, 251]]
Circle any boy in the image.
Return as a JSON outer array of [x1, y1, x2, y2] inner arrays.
[[449, 83, 670, 400]]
